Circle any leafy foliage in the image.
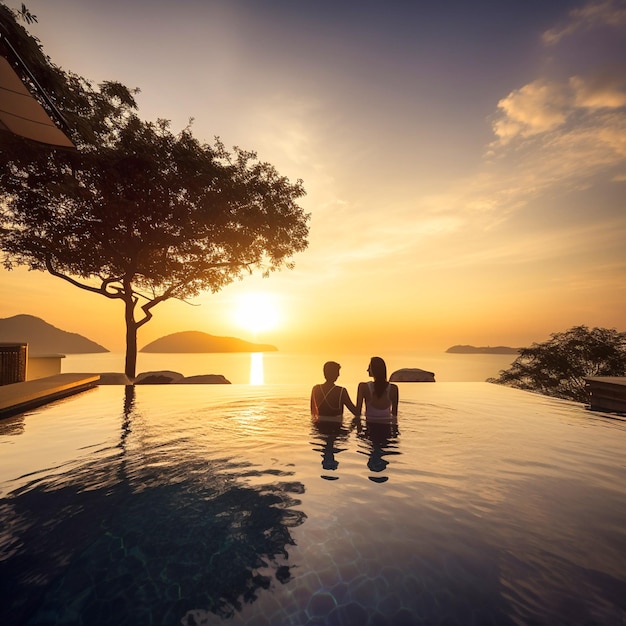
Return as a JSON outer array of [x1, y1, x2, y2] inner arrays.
[[1, 114, 309, 298], [0, 7, 309, 377], [488, 326, 626, 402], [17, 3, 37, 24]]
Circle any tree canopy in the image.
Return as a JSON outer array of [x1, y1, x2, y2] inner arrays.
[[487, 325, 626, 403], [0, 5, 309, 377]]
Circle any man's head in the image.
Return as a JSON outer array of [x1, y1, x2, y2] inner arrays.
[[323, 361, 341, 382]]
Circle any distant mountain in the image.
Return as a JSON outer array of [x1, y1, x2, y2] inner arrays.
[[0, 314, 109, 354], [141, 331, 278, 353], [446, 345, 520, 355]]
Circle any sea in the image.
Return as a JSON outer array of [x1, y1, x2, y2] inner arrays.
[[61, 351, 518, 387]]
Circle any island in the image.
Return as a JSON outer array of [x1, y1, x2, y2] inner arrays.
[[446, 345, 519, 355], [0, 314, 108, 353], [140, 331, 278, 353], [390, 368, 436, 382]]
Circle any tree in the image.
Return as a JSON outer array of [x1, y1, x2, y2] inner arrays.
[[487, 326, 626, 403], [0, 6, 310, 377]]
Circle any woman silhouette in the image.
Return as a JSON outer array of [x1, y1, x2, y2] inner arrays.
[[356, 356, 399, 420]]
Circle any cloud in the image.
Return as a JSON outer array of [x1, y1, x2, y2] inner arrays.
[[213, 0, 626, 295], [456, 55, 626, 258], [570, 71, 626, 108], [492, 68, 626, 143], [542, 0, 626, 45], [488, 74, 626, 215], [443, 2, 626, 250], [413, 215, 626, 271], [479, 107, 626, 228], [492, 80, 570, 142]]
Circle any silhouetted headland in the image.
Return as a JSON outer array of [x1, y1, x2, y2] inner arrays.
[[446, 345, 519, 355], [141, 331, 277, 353], [0, 314, 108, 353]]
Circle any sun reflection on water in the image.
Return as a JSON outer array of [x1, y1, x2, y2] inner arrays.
[[249, 352, 264, 385]]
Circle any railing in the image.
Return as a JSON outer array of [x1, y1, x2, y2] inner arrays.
[[585, 377, 626, 414], [0, 343, 27, 385]]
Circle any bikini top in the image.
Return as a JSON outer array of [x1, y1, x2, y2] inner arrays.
[[367, 381, 390, 401], [365, 382, 392, 419]]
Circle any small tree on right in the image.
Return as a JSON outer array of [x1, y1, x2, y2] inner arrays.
[[487, 326, 626, 403]]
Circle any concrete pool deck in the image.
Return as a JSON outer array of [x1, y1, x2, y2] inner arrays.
[[0, 373, 100, 419]]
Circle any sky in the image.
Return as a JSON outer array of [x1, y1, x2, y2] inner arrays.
[[1, 0, 625, 354]]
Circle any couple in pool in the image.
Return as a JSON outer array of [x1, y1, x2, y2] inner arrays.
[[310, 356, 399, 420]]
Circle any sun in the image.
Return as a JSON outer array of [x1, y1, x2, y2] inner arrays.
[[233, 292, 281, 334]]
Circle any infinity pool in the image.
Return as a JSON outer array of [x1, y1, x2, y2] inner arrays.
[[1, 383, 625, 625]]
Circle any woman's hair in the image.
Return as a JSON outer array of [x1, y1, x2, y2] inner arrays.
[[369, 356, 388, 397]]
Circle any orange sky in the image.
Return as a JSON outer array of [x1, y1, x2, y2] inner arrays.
[[1, 0, 625, 353]]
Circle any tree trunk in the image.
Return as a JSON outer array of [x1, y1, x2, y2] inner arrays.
[[124, 295, 138, 380]]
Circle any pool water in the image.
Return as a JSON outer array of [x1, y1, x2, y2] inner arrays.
[[1, 383, 625, 625]]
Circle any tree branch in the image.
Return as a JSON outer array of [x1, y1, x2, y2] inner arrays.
[[133, 259, 250, 329], [45, 256, 124, 299], [136, 285, 177, 329]]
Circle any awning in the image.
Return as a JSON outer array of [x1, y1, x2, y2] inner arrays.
[[0, 55, 75, 148]]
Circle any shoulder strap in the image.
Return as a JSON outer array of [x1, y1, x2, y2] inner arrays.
[[320, 384, 336, 404]]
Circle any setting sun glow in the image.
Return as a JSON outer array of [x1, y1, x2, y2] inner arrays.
[[233, 293, 281, 334]]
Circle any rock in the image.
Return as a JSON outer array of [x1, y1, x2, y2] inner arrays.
[[178, 374, 231, 384], [133, 371, 231, 384], [390, 368, 436, 382], [134, 370, 185, 384], [98, 372, 133, 385]]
